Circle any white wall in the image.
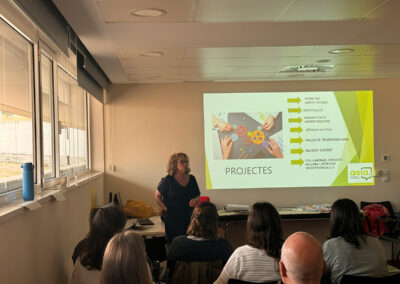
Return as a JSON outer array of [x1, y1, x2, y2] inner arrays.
[[105, 79, 400, 211], [0, 177, 103, 284]]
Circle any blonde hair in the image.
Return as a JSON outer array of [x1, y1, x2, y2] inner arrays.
[[100, 231, 152, 284], [167, 152, 191, 176]]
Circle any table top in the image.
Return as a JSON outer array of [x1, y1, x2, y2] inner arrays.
[[125, 215, 165, 238], [218, 208, 330, 221], [124, 208, 331, 238]]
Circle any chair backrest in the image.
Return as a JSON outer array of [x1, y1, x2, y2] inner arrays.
[[228, 279, 278, 284], [340, 273, 400, 284], [169, 260, 223, 284]]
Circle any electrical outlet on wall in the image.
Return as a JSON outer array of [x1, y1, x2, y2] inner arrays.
[[382, 169, 390, 182]]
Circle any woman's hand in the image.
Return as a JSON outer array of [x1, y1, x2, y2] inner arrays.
[[266, 138, 283, 158], [189, 197, 200, 207], [217, 121, 233, 132], [221, 136, 233, 159], [160, 209, 167, 216], [262, 114, 275, 131]]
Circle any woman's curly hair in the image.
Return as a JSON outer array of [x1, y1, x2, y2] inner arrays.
[[167, 152, 191, 176]]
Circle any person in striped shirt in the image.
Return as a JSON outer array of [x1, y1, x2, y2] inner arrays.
[[214, 202, 283, 283]]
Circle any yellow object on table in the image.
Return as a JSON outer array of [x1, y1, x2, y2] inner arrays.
[[124, 199, 153, 218]]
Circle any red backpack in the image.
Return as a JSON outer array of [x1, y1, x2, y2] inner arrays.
[[362, 204, 390, 237]]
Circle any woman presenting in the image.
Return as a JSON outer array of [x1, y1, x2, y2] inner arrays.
[[155, 152, 200, 243]]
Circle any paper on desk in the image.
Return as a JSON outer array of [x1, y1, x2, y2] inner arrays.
[[224, 204, 250, 212]]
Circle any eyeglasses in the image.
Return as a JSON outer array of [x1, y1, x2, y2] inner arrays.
[[179, 160, 189, 164]]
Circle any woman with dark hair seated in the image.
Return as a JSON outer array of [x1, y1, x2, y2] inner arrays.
[[323, 198, 388, 284], [71, 204, 126, 284], [167, 201, 233, 267], [215, 202, 283, 284], [168, 201, 233, 263]]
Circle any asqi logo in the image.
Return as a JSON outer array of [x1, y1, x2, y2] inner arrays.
[[348, 163, 374, 183]]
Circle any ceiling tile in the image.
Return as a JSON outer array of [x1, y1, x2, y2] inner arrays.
[[179, 66, 234, 75], [364, 0, 400, 19], [121, 58, 183, 67], [124, 66, 181, 75], [96, 0, 194, 23], [194, 0, 292, 22], [179, 74, 226, 81], [180, 58, 239, 67], [281, 0, 388, 21], [233, 66, 282, 74], [334, 62, 400, 72]]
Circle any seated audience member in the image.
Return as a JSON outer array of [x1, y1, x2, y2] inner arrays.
[[280, 232, 325, 284], [214, 202, 283, 284], [323, 198, 388, 284], [168, 201, 233, 265], [71, 204, 126, 284], [100, 231, 153, 284]]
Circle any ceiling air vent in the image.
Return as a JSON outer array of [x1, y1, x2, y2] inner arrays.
[[280, 65, 334, 73]]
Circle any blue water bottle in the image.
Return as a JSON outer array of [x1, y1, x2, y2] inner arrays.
[[21, 162, 34, 201]]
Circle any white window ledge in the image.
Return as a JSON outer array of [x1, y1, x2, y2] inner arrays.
[[0, 171, 104, 224]]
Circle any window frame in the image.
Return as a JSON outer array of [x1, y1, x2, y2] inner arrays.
[[0, 13, 94, 200], [0, 16, 36, 194], [56, 65, 90, 178], [38, 47, 57, 182]]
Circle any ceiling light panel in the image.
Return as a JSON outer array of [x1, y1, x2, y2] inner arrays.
[[280, 65, 334, 73], [280, 0, 389, 21], [129, 8, 166, 17], [139, 51, 165, 57], [96, 0, 194, 23], [121, 58, 183, 67], [117, 48, 184, 59]]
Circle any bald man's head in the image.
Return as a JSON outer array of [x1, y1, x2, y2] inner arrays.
[[280, 232, 325, 284]]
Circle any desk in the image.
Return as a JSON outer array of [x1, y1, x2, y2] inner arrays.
[[126, 216, 167, 263], [218, 208, 330, 222], [125, 216, 165, 238], [218, 209, 330, 247]]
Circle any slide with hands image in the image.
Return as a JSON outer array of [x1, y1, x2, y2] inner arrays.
[[214, 112, 283, 160], [204, 91, 375, 190]]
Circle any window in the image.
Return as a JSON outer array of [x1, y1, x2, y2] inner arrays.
[[0, 14, 94, 199], [40, 53, 55, 179], [0, 19, 34, 194], [57, 67, 88, 177]]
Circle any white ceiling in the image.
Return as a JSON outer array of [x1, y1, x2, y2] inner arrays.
[[52, 0, 400, 84]]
